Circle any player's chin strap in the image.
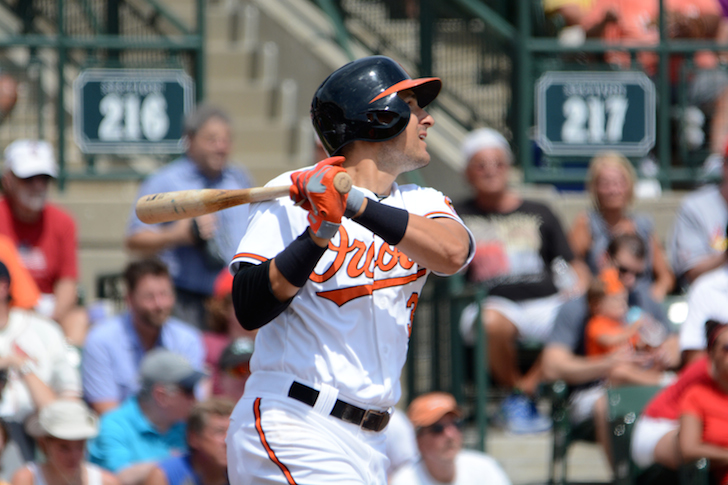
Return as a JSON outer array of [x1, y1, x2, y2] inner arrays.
[[345, 188, 409, 246]]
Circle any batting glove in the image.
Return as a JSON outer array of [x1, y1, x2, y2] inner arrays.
[[290, 156, 349, 239]]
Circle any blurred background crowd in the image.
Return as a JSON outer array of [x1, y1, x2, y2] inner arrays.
[[2, 0, 728, 483]]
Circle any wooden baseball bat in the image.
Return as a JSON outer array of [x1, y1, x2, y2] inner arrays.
[[136, 172, 353, 224]]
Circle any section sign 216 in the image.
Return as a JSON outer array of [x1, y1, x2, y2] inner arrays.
[[74, 69, 194, 154]]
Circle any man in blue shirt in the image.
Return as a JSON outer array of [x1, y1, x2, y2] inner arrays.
[[89, 349, 204, 485], [143, 398, 233, 485], [82, 259, 204, 415], [125, 105, 254, 329]]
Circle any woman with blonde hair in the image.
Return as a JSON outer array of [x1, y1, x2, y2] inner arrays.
[[11, 400, 119, 485], [569, 151, 674, 301]]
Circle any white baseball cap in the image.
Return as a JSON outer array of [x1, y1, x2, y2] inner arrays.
[[3, 139, 58, 179], [26, 400, 99, 440], [460, 128, 513, 166]]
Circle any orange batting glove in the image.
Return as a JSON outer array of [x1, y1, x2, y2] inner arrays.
[[290, 156, 349, 239]]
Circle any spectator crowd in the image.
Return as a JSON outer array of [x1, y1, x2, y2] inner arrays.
[[0, 91, 727, 485]]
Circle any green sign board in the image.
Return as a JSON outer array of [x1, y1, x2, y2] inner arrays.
[[73, 69, 194, 154], [535, 71, 655, 156]]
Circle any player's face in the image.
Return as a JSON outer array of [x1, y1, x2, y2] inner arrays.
[[187, 117, 232, 178], [377, 90, 434, 173], [189, 414, 230, 468], [465, 148, 510, 197], [127, 274, 175, 329], [610, 249, 645, 290], [416, 413, 463, 462]]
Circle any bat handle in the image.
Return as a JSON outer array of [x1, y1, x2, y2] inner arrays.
[[333, 172, 353, 194]]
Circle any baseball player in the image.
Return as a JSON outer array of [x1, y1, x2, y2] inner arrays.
[[226, 55, 475, 484]]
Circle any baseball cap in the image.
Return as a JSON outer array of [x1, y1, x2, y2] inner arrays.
[[0, 261, 9, 284], [218, 337, 254, 374], [213, 268, 234, 300], [26, 400, 99, 440], [140, 349, 206, 391], [3, 139, 58, 179], [598, 268, 625, 295], [407, 392, 462, 429], [461, 128, 513, 167]]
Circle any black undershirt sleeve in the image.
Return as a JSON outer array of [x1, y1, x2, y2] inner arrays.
[[232, 261, 294, 331]]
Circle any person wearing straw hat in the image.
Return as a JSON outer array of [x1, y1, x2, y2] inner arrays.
[[11, 400, 119, 485]]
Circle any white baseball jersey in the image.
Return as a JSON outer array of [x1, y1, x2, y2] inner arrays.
[[679, 265, 728, 351], [230, 171, 475, 410]]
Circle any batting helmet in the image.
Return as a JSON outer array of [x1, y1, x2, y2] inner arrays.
[[311, 56, 442, 156]]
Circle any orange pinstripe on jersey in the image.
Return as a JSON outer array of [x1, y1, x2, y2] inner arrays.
[[316, 268, 427, 306], [254, 398, 298, 485], [233, 252, 268, 263]]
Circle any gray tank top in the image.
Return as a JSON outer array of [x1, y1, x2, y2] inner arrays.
[[587, 210, 654, 290]]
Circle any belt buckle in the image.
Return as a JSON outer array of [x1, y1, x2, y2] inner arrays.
[[361, 409, 391, 432]]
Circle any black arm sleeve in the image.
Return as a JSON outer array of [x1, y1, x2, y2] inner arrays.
[[232, 261, 294, 331]]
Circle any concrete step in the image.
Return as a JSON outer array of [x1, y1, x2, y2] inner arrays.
[[231, 120, 296, 156], [206, 49, 254, 81], [483, 428, 612, 485], [206, 10, 235, 43], [207, 83, 276, 120]]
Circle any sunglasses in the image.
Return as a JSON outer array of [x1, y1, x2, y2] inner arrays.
[[424, 418, 464, 435], [225, 361, 251, 379], [616, 265, 644, 278]]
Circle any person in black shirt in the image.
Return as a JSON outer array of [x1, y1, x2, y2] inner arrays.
[[456, 128, 587, 434]]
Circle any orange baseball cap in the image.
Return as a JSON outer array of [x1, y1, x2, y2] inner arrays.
[[599, 268, 624, 295], [213, 269, 234, 300], [407, 392, 461, 428]]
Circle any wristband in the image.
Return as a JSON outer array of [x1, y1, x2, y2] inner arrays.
[[344, 188, 365, 218], [353, 199, 409, 245], [274, 230, 328, 288]]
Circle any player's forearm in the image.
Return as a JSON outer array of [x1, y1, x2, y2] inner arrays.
[[233, 261, 295, 330], [396, 215, 471, 275]]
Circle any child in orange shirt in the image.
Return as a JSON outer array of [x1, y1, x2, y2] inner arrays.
[[585, 268, 640, 357], [584, 268, 672, 388]]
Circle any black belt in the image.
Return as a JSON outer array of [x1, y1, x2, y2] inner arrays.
[[288, 381, 391, 432]]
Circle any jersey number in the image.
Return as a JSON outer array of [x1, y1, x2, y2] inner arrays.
[[406, 293, 419, 338]]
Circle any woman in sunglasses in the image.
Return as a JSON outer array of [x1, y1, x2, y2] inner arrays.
[[568, 152, 674, 301], [679, 320, 728, 484]]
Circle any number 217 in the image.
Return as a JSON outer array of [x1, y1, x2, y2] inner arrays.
[[561, 95, 628, 144]]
